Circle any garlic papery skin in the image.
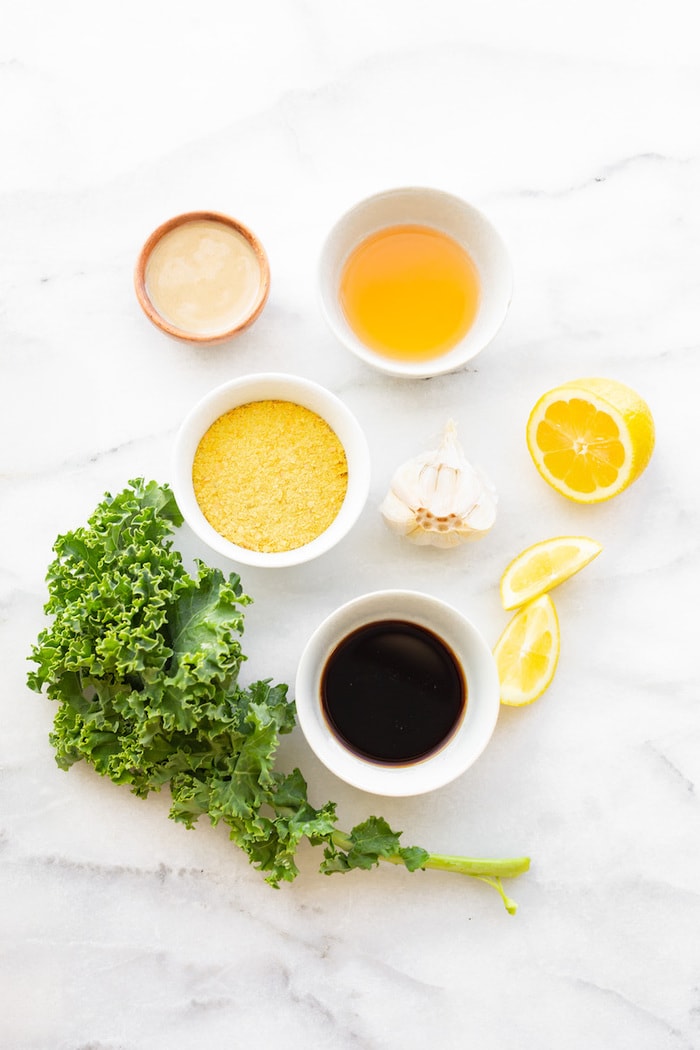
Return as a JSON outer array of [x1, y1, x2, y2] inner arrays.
[[380, 420, 497, 547]]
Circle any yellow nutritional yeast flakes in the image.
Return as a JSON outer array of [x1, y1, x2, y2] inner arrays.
[[192, 399, 349, 553]]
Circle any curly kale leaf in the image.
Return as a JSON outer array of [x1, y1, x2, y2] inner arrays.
[[26, 480, 339, 886]]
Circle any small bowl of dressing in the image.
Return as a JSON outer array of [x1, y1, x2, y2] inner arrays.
[[318, 187, 512, 378], [135, 211, 270, 344], [172, 372, 371, 568], [295, 590, 500, 796]]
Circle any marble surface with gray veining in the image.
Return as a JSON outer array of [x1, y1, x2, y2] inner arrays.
[[2, 2, 699, 1047]]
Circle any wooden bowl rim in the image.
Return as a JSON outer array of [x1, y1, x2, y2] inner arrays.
[[134, 210, 271, 344]]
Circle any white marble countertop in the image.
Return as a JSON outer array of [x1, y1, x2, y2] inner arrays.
[[2, 3, 699, 1048]]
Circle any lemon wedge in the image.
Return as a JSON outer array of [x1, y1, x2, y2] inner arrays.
[[500, 535, 602, 610], [493, 594, 560, 706], [526, 377, 655, 503]]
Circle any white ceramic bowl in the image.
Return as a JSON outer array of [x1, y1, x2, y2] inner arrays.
[[172, 373, 371, 567], [318, 186, 513, 379], [295, 590, 500, 796]]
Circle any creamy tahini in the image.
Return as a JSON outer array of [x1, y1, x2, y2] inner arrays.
[[145, 219, 262, 337]]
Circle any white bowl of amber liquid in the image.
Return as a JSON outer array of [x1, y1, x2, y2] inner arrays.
[[172, 373, 371, 568], [319, 187, 513, 379]]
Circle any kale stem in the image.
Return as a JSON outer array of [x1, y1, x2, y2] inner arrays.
[[330, 830, 355, 853], [331, 830, 530, 913], [404, 853, 531, 878]]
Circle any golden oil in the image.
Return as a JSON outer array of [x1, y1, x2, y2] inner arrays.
[[339, 224, 480, 362]]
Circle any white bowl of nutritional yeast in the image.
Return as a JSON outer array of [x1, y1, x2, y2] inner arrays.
[[135, 210, 270, 344], [172, 373, 371, 568]]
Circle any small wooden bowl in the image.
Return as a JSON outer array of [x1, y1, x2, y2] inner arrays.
[[134, 210, 270, 344]]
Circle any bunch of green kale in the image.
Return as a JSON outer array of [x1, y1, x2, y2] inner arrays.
[[27, 479, 528, 910]]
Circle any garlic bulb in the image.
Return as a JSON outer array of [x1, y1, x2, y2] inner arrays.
[[380, 420, 497, 547]]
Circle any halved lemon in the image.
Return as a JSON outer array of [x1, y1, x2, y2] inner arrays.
[[500, 535, 602, 610], [493, 594, 560, 706], [526, 377, 655, 503]]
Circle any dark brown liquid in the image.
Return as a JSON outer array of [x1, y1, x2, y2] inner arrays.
[[320, 619, 466, 765]]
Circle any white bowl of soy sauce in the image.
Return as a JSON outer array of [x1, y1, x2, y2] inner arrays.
[[295, 590, 500, 796]]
